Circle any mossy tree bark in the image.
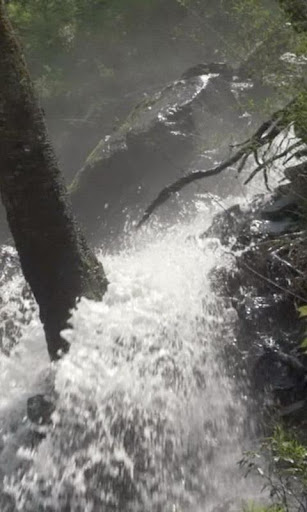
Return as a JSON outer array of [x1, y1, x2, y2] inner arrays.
[[0, 0, 108, 360]]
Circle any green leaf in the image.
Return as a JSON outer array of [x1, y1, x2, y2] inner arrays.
[[298, 305, 307, 318]]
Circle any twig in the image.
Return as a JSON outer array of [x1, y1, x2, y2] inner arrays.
[[241, 260, 307, 302], [263, 167, 271, 191], [244, 141, 302, 185], [286, 147, 307, 163], [137, 116, 285, 227], [137, 152, 245, 228], [271, 251, 305, 277], [137, 97, 301, 226], [237, 153, 249, 173]]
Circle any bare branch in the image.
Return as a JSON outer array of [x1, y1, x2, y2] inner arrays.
[[137, 148, 247, 228], [137, 107, 291, 227], [263, 168, 271, 191], [244, 141, 302, 185], [237, 153, 249, 174], [137, 97, 302, 227]]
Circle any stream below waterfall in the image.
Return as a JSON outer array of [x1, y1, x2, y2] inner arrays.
[[0, 181, 274, 512]]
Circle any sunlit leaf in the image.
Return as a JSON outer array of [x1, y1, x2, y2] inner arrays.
[[298, 305, 307, 318]]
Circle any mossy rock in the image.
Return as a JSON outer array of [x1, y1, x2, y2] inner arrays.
[[70, 67, 247, 244]]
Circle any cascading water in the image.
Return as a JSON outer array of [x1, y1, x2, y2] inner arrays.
[[0, 194, 265, 511]]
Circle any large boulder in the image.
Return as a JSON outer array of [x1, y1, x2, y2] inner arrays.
[[70, 65, 249, 244]]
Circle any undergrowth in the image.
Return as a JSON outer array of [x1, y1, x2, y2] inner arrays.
[[241, 427, 307, 511]]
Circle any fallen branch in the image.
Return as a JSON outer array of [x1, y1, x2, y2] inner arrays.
[[137, 151, 247, 228], [244, 140, 302, 185], [137, 101, 296, 227]]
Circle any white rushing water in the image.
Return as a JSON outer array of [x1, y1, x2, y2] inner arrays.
[[0, 194, 265, 512]]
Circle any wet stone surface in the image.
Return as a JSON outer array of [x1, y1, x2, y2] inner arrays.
[[27, 394, 56, 425], [206, 194, 305, 418]]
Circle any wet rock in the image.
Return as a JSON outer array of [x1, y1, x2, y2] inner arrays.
[[284, 162, 307, 211], [253, 349, 307, 391], [201, 204, 243, 245], [207, 193, 302, 414], [252, 218, 297, 236], [27, 394, 55, 425], [70, 66, 248, 243], [252, 348, 307, 420], [201, 133, 307, 425], [235, 294, 294, 334], [280, 399, 306, 418], [275, 182, 293, 196], [261, 194, 299, 221], [202, 197, 295, 249], [181, 62, 234, 80], [285, 161, 307, 182]]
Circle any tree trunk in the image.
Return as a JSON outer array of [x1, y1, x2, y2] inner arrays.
[[0, 1, 108, 360]]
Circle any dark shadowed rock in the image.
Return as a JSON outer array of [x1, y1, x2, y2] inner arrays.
[[203, 194, 299, 250], [253, 348, 307, 393], [261, 194, 299, 221], [70, 66, 247, 244], [27, 394, 55, 425], [205, 183, 307, 425]]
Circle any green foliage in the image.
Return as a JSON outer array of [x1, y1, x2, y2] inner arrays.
[[298, 305, 307, 318], [177, 0, 307, 128], [270, 427, 307, 480], [7, 0, 302, 79], [6, 0, 307, 180], [7, 0, 183, 96], [225, 0, 284, 53], [286, 92, 307, 142], [7, 0, 307, 113], [240, 427, 307, 511]]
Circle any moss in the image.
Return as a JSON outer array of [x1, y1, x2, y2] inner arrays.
[[0, 0, 108, 360]]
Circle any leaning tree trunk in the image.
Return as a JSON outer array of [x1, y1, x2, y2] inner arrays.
[[0, 1, 108, 360]]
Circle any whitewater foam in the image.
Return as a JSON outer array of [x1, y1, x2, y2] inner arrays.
[[0, 199, 263, 512]]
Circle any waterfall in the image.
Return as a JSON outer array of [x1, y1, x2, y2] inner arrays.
[[0, 191, 266, 512]]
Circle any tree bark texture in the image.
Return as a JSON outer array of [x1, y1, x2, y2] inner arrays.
[[0, 1, 108, 360]]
